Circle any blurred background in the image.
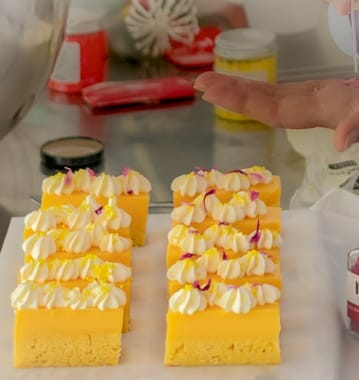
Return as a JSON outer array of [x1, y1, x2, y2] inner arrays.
[[0, 0, 358, 244]]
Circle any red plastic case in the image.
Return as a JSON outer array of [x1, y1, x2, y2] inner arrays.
[[82, 77, 195, 109]]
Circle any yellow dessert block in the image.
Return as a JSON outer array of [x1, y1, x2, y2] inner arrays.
[[173, 176, 281, 207], [167, 266, 282, 296], [14, 308, 124, 368], [164, 304, 281, 366], [116, 193, 149, 247], [166, 244, 280, 267], [41, 192, 149, 246], [250, 176, 281, 207], [17, 275, 132, 333]]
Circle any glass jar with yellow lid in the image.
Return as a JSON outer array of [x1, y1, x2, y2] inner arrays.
[[214, 28, 277, 121]]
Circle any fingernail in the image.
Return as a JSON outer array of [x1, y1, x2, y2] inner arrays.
[[345, 129, 359, 150], [193, 82, 204, 91]]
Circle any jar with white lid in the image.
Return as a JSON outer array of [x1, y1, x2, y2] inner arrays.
[[214, 28, 277, 121]]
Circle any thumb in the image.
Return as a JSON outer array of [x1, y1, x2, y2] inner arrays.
[[334, 111, 359, 151]]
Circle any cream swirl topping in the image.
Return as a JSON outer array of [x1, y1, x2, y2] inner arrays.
[[252, 284, 281, 305], [61, 229, 92, 254], [169, 285, 207, 315], [49, 259, 80, 281], [22, 232, 57, 260], [243, 166, 273, 185], [20, 255, 131, 283], [120, 169, 152, 195], [196, 248, 222, 273], [99, 233, 131, 253], [171, 172, 208, 196], [171, 203, 206, 226], [167, 225, 210, 254], [94, 196, 131, 230], [20, 259, 49, 283], [90, 173, 121, 197], [217, 250, 275, 280], [42, 283, 68, 309], [72, 168, 94, 192], [202, 169, 223, 187], [206, 280, 228, 306], [167, 257, 207, 285], [64, 206, 92, 230], [11, 282, 43, 310], [167, 224, 190, 246], [216, 172, 250, 192], [11, 282, 127, 310], [249, 228, 282, 249], [42, 172, 75, 195], [204, 224, 250, 253], [207, 192, 267, 223], [90, 282, 127, 310], [24, 209, 57, 232], [215, 285, 257, 314]]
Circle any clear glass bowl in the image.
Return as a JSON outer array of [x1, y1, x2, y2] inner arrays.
[[0, 0, 68, 139]]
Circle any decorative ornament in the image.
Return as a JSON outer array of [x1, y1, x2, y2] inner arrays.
[[125, 0, 199, 57]]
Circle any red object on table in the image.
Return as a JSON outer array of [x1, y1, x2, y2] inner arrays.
[[49, 30, 108, 94], [82, 77, 195, 109], [165, 26, 222, 68]]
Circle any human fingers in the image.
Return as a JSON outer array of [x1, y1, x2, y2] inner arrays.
[[331, 0, 351, 15], [194, 71, 273, 94], [334, 111, 359, 151], [194, 71, 223, 91], [197, 76, 279, 126]]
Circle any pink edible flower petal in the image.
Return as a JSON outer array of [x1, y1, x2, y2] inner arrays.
[[228, 169, 247, 176], [250, 172, 264, 182], [122, 167, 131, 176], [194, 166, 209, 176], [64, 167, 73, 186], [250, 219, 261, 244], [180, 253, 198, 260], [250, 191, 260, 201], [86, 167, 98, 177], [193, 278, 211, 291], [95, 206, 103, 215], [222, 250, 228, 260], [203, 188, 216, 213]]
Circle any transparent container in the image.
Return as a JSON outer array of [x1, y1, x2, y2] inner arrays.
[[214, 28, 277, 121]]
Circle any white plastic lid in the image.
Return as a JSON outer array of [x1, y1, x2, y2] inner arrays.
[[215, 28, 277, 60]]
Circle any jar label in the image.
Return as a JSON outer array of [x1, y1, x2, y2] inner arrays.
[[347, 270, 359, 320], [51, 41, 80, 84]]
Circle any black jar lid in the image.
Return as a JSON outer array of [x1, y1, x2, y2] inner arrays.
[[40, 136, 104, 175]]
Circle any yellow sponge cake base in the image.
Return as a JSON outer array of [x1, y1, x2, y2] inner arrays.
[[14, 308, 124, 368]]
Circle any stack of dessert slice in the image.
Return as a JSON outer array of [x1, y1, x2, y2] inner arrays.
[[164, 167, 283, 366], [10, 168, 151, 368], [41, 168, 152, 246]]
